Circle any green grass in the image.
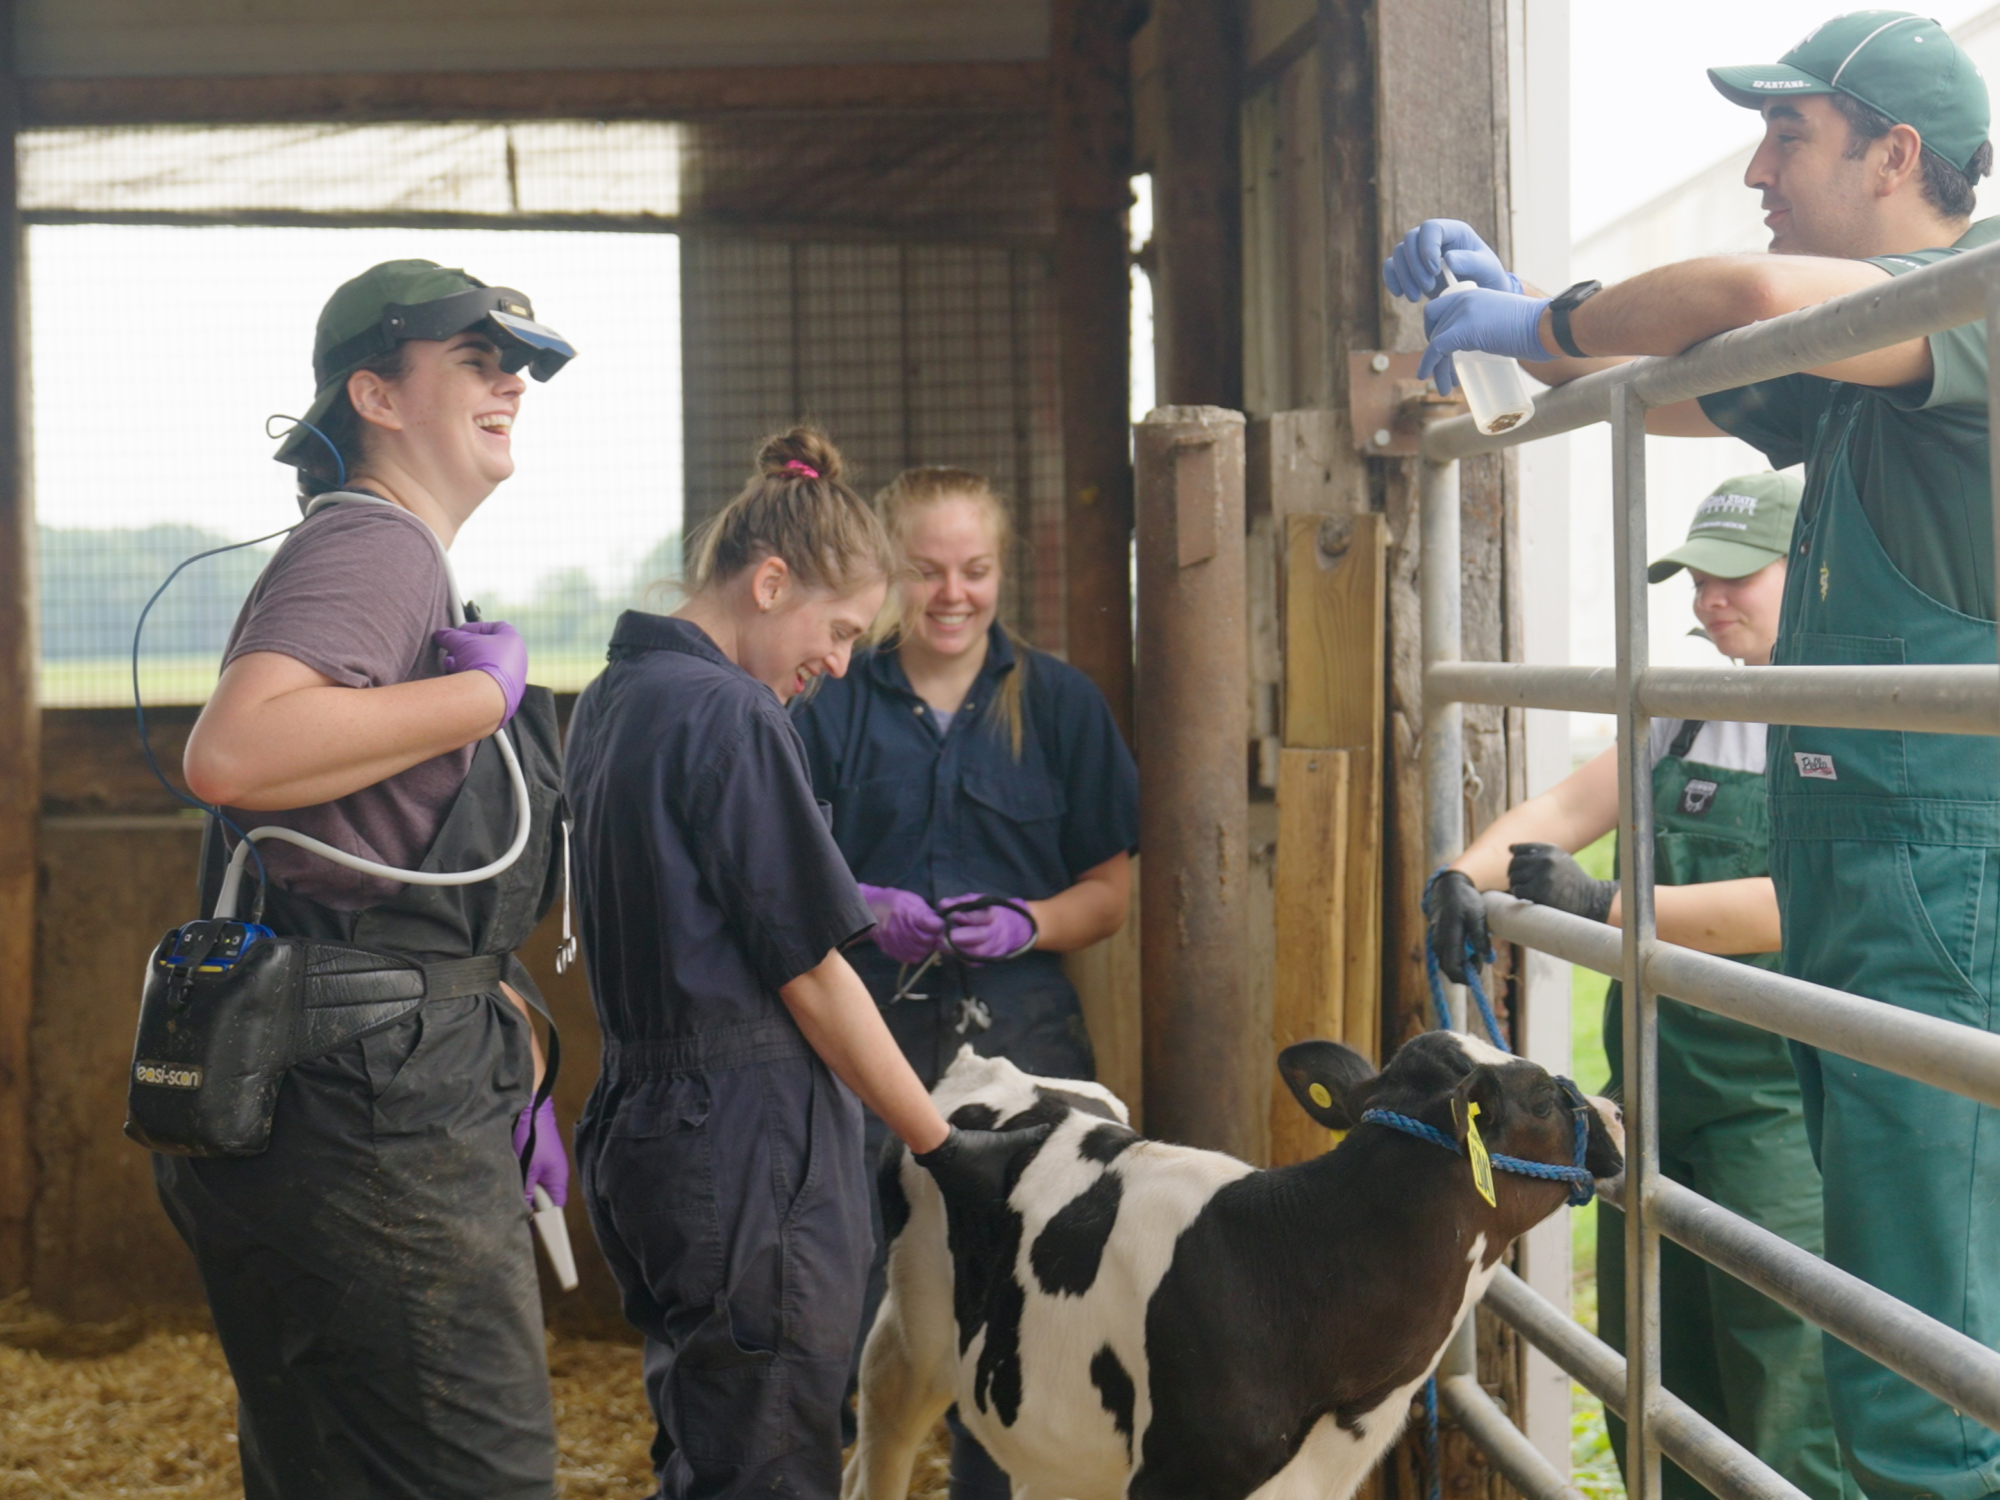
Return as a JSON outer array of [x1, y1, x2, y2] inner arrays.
[[1569, 832, 1624, 1495], [41, 652, 609, 708]]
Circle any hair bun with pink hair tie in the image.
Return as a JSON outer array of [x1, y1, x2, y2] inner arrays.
[[784, 460, 820, 479]]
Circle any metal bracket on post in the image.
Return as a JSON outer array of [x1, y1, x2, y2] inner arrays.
[[1350, 350, 1467, 456]]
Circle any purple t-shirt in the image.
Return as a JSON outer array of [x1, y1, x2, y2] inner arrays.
[[220, 500, 475, 910]]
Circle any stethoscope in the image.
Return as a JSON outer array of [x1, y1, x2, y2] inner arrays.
[[885, 894, 1040, 1035], [208, 488, 536, 923]]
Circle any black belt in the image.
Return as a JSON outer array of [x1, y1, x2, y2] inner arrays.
[[295, 945, 511, 1060]]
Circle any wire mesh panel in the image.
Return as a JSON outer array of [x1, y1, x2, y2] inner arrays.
[[25, 219, 681, 706], [22, 105, 1058, 702], [682, 239, 1064, 648]]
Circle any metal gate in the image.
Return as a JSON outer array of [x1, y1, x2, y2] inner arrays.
[[1419, 241, 2000, 1500]]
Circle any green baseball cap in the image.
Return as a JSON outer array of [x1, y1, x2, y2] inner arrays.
[[1648, 472, 1804, 584], [1709, 11, 1991, 174], [274, 258, 574, 475]]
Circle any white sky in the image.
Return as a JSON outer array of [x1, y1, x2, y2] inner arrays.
[[1571, 0, 1996, 235], [28, 224, 680, 602]]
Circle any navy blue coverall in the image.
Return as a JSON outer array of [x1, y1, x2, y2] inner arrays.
[[792, 623, 1139, 1496], [566, 612, 877, 1500]]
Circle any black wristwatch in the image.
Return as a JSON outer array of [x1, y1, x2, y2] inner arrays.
[[1548, 279, 1603, 359]]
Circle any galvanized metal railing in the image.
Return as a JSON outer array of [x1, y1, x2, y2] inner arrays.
[[1418, 235, 2000, 1500]]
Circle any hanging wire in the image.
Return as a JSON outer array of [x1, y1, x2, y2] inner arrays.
[[132, 525, 297, 914]]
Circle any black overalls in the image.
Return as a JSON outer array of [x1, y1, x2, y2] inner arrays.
[[565, 612, 877, 1500], [154, 689, 565, 1500], [791, 624, 1139, 1497]]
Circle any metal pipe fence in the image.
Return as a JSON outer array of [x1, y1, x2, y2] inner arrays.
[[1416, 234, 2000, 1498]]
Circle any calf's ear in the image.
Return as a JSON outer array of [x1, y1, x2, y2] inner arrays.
[[1278, 1040, 1376, 1131], [1450, 1065, 1507, 1145]]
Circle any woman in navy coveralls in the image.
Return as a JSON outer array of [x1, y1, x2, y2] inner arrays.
[[565, 430, 969, 1500], [791, 466, 1139, 1498]]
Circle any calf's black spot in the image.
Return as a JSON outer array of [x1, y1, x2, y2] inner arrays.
[[951, 1103, 1001, 1131], [878, 1139, 912, 1243], [935, 1124, 1056, 1430], [1030, 1171, 1123, 1296], [1089, 1345, 1136, 1460], [1080, 1122, 1138, 1163], [1038, 1085, 1119, 1122]]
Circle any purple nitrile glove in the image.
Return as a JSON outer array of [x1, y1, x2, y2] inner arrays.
[[435, 619, 528, 725], [941, 896, 1035, 960], [1418, 285, 1554, 397], [513, 1096, 569, 1208], [858, 883, 946, 966], [1383, 219, 1522, 302]]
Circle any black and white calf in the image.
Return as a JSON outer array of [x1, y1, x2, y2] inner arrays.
[[847, 1031, 1623, 1500]]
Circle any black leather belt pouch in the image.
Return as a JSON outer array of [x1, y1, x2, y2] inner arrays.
[[125, 932, 309, 1158]]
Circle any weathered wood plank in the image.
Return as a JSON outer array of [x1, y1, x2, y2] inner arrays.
[[1054, 0, 1142, 738], [1270, 748, 1347, 1166], [1065, 856, 1143, 1129], [1283, 510, 1385, 1065]]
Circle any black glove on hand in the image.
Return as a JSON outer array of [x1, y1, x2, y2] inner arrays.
[[1423, 869, 1492, 984], [913, 1124, 1051, 1213], [1508, 842, 1617, 922]]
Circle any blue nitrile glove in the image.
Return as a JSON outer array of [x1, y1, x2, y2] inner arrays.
[[1418, 285, 1553, 397], [1384, 220, 1521, 302], [513, 1096, 569, 1208]]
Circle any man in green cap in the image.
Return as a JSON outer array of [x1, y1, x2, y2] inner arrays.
[[1388, 12, 2000, 1500], [1427, 473, 1856, 1500]]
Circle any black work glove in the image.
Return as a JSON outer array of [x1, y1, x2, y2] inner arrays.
[[1423, 869, 1492, 984], [1508, 842, 1617, 923], [913, 1124, 1052, 1215]]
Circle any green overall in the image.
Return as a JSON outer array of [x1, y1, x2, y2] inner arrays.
[[1767, 407, 2000, 1500], [1698, 218, 2000, 1500], [1599, 720, 1853, 1500]]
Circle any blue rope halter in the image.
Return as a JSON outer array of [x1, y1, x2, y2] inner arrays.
[[1358, 1106, 1595, 1207]]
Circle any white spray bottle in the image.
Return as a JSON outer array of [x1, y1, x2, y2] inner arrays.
[[1435, 268, 1537, 436]]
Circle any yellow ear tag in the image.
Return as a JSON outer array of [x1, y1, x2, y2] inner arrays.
[[1308, 1082, 1333, 1110], [1465, 1102, 1498, 1208]]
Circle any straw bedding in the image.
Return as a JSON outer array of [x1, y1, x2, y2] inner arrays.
[[0, 1292, 950, 1499]]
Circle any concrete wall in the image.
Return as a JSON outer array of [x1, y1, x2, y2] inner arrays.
[[16, 0, 1050, 79]]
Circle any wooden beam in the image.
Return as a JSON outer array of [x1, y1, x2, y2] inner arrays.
[[0, 0, 37, 1296], [1270, 748, 1347, 1166], [1281, 510, 1385, 1066], [1052, 0, 1141, 741], [1150, 0, 1242, 409], [20, 60, 1050, 129]]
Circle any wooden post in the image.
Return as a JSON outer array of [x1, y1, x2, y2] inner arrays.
[[0, 0, 38, 1295], [1133, 406, 1257, 1158], [1052, 0, 1142, 740], [1150, 0, 1242, 410]]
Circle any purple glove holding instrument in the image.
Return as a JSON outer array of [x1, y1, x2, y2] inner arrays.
[[513, 1096, 569, 1208], [941, 895, 1036, 960], [858, 883, 947, 965], [435, 619, 528, 725]]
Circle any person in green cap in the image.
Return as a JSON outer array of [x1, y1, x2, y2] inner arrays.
[[156, 260, 576, 1499], [1388, 12, 2000, 1499], [1426, 472, 1854, 1500]]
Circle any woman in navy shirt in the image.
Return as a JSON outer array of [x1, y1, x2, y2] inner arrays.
[[792, 465, 1138, 1498], [565, 431, 972, 1500]]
